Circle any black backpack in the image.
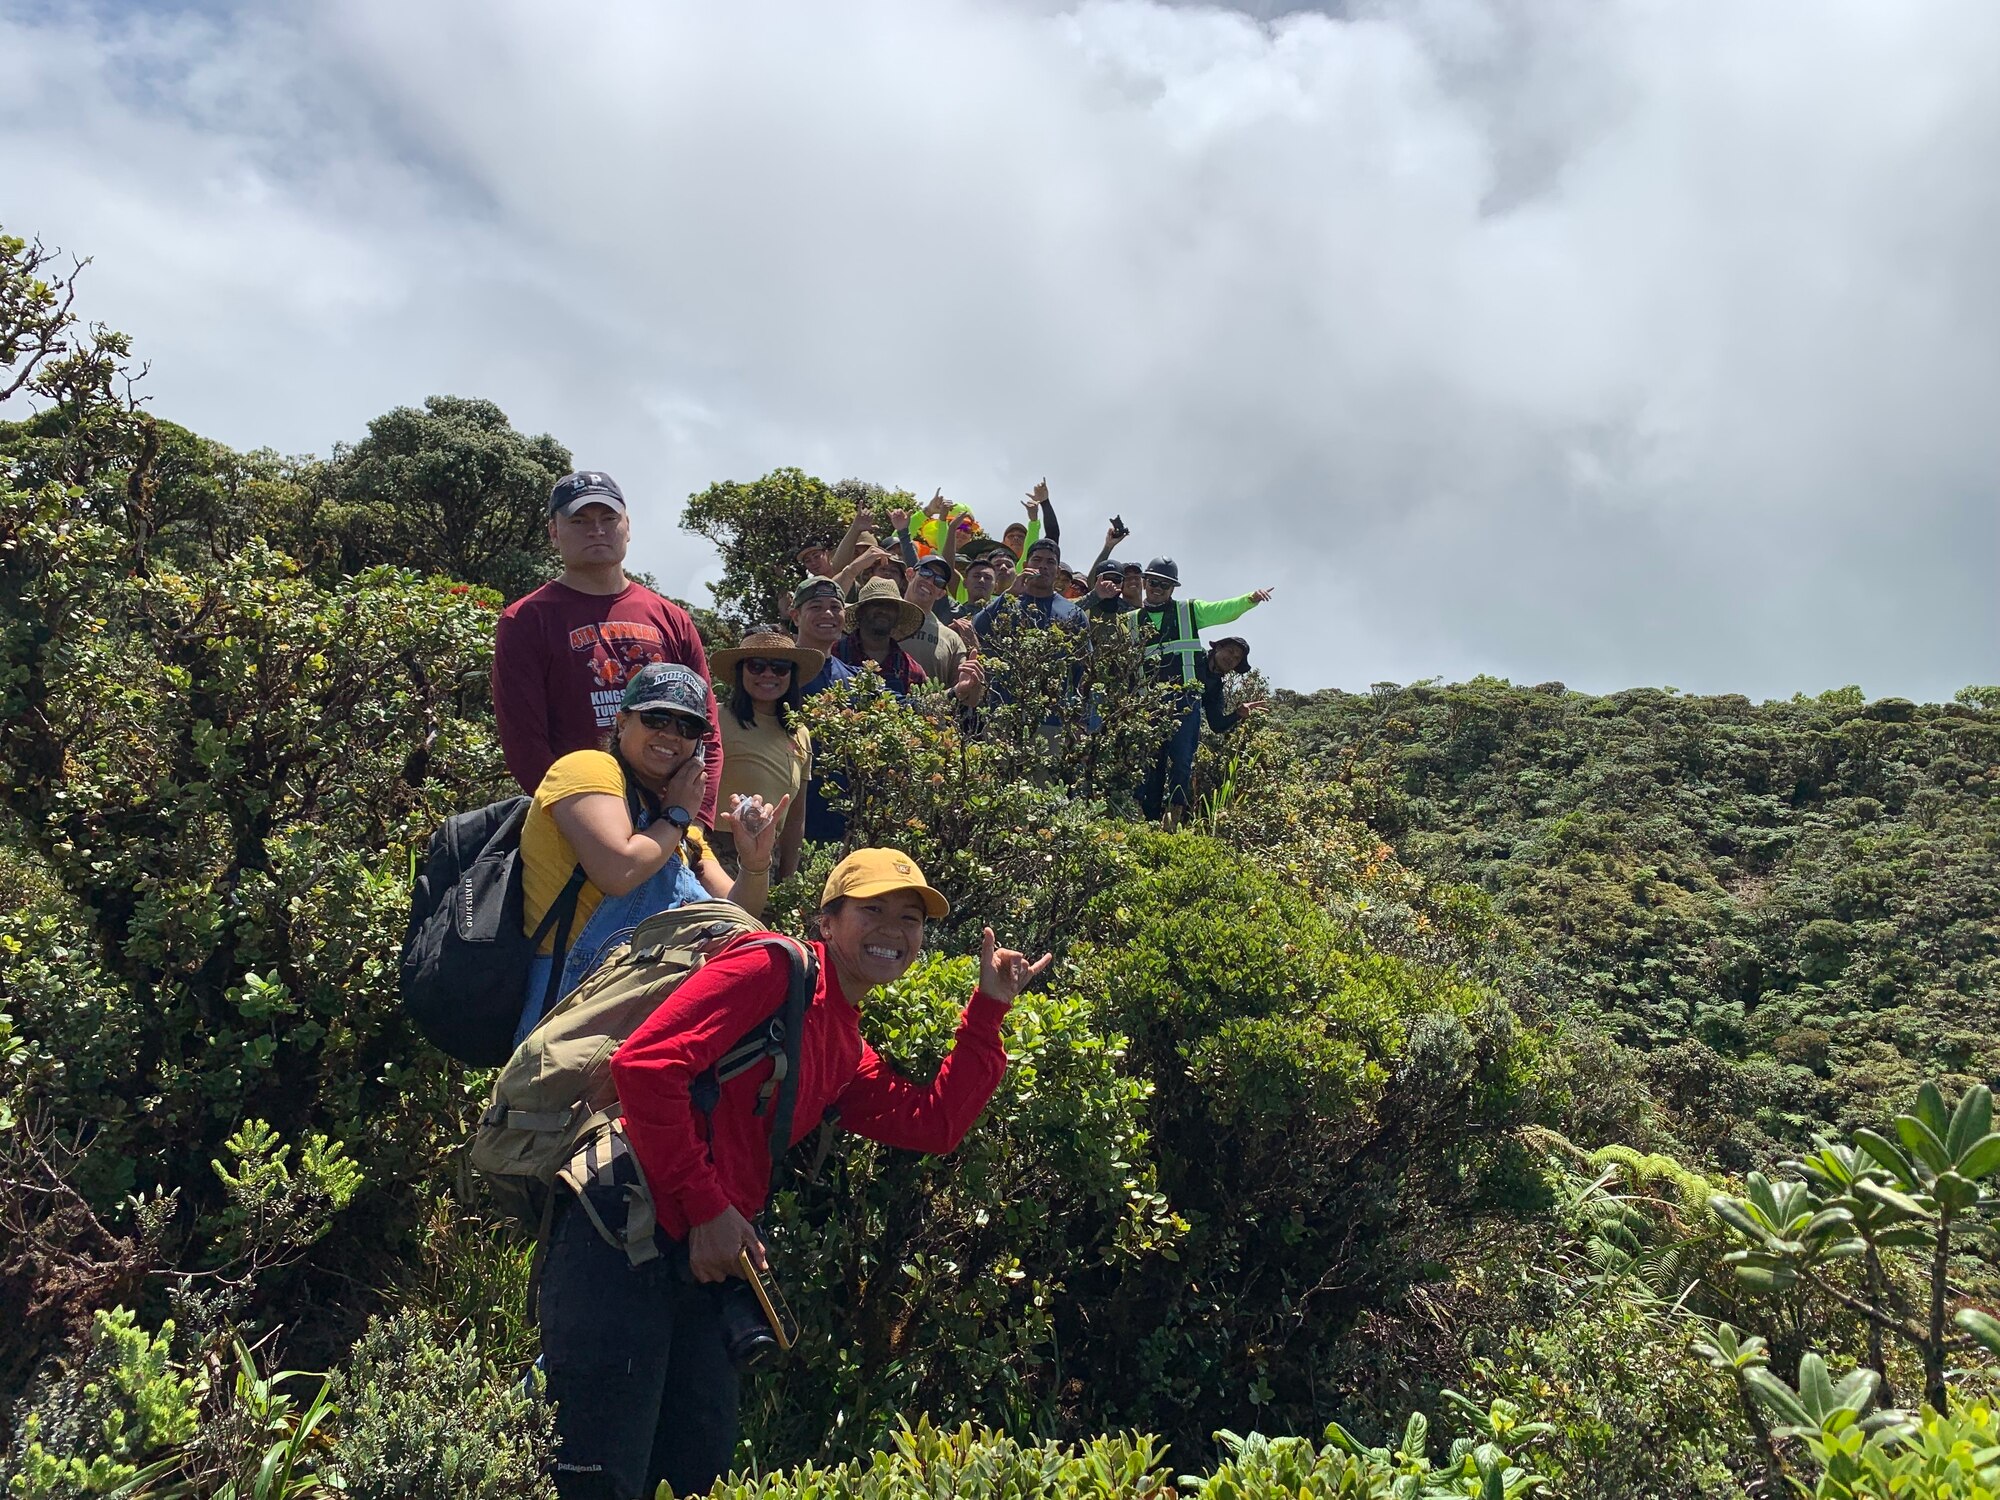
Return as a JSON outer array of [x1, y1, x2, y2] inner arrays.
[[399, 796, 586, 1067]]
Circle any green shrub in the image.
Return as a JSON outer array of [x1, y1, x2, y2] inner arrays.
[[323, 1313, 554, 1500], [0, 1308, 198, 1498], [698, 1419, 1172, 1499], [742, 953, 1178, 1466], [1474, 1292, 1749, 1500]]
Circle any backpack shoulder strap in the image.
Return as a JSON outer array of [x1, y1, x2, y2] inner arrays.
[[691, 934, 817, 1194]]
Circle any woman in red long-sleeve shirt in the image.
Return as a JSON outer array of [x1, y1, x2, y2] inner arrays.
[[538, 848, 1050, 1500]]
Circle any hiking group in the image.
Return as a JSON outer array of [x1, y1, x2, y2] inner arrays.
[[403, 468, 1268, 1498]]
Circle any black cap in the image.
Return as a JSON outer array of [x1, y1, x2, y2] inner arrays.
[[550, 471, 627, 517], [1091, 559, 1124, 581], [1210, 636, 1251, 671], [793, 575, 842, 606], [1025, 537, 1061, 563], [1142, 557, 1180, 585]]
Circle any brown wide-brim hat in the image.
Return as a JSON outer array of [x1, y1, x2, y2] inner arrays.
[[844, 577, 927, 641], [709, 629, 826, 683]]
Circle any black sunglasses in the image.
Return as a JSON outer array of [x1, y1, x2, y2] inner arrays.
[[742, 657, 796, 676], [637, 709, 705, 736]]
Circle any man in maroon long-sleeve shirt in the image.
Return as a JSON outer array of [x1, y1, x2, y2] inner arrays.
[[537, 849, 1049, 1500], [492, 471, 723, 828]]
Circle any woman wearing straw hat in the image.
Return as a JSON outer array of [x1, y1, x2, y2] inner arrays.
[[707, 627, 823, 884]]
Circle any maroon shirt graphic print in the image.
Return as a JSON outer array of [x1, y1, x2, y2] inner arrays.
[[491, 580, 723, 827]]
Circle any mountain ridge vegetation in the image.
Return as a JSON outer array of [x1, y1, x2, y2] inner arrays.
[[3, 224, 1998, 1499]]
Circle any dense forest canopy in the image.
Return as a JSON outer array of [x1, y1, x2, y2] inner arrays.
[[3, 227, 1999, 1499]]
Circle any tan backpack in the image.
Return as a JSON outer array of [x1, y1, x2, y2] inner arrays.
[[465, 899, 816, 1278]]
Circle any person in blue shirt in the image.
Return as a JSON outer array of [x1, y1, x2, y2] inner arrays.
[[970, 537, 1083, 640], [790, 576, 858, 843]]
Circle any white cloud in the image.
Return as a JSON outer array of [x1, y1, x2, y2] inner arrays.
[[3, 0, 1996, 698]]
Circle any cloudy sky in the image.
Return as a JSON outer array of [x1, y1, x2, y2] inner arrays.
[[5, 0, 1996, 701]]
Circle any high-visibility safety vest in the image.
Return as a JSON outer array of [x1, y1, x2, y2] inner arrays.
[[1132, 600, 1202, 685]]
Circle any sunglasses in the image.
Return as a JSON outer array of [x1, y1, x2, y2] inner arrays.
[[636, 709, 705, 737], [742, 657, 795, 676]]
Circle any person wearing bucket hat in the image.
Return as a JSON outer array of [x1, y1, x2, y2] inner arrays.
[[494, 470, 724, 827], [570, 853, 1047, 1496], [708, 628, 825, 884], [1131, 561, 1274, 828], [834, 578, 930, 699], [513, 663, 786, 1046], [1199, 636, 1267, 735]]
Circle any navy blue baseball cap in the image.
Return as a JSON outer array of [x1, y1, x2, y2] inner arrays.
[[549, 471, 627, 518]]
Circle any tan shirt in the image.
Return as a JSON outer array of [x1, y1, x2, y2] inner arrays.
[[716, 708, 812, 829], [900, 613, 967, 685]]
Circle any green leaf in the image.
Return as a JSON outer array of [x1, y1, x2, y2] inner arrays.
[[1955, 1307, 2000, 1358], [1852, 1177, 1931, 1222], [1733, 1263, 1797, 1292], [1803, 1206, 1856, 1243], [1710, 1194, 1772, 1243], [1854, 1129, 1918, 1185], [1955, 1132, 2000, 1182], [1915, 1081, 1951, 1140], [1933, 1171, 1981, 1215], [1946, 1085, 1993, 1162], [1742, 1368, 1812, 1428], [1871, 1225, 1936, 1250], [1896, 1115, 1951, 1175]]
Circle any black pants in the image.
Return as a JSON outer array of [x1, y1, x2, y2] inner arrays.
[[539, 1189, 740, 1499]]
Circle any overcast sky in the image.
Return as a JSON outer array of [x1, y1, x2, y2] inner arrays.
[[5, 0, 1996, 701]]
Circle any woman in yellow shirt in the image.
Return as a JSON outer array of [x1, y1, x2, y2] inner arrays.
[[707, 629, 820, 884], [516, 662, 785, 1045]]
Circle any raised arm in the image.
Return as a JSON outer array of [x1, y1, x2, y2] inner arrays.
[[1190, 588, 1273, 631], [692, 793, 789, 915], [829, 503, 874, 573], [834, 545, 887, 597], [836, 929, 1047, 1152], [889, 507, 920, 570], [1090, 525, 1121, 574], [1033, 479, 1061, 548]]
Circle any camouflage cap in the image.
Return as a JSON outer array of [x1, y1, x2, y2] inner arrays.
[[619, 662, 710, 727]]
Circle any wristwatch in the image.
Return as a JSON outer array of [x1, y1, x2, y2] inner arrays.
[[663, 805, 693, 840]]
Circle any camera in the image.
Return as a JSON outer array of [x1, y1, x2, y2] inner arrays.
[[1109, 514, 1129, 538], [714, 1250, 798, 1372]]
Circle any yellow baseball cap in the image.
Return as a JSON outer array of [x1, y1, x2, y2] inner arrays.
[[821, 848, 950, 919]]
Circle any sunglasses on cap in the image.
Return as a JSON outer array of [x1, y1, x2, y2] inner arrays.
[[637, 709, 705, 736], [742, 657, 796, 676]]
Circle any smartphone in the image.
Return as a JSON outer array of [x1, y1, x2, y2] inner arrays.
[[738, 1249, 798, 1350]]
